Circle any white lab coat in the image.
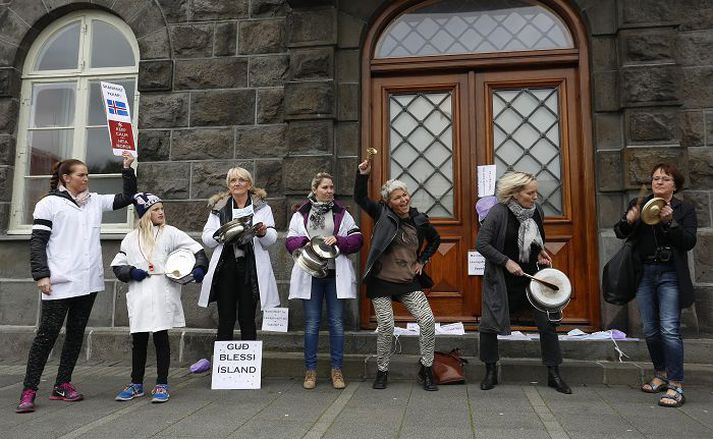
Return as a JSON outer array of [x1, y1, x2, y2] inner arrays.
[[198, 203, 280, 309], [286, 211, 359, 300], [111, 225, 203, 333], [32, 192, 116, 300]]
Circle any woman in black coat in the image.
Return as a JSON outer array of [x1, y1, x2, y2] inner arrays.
[[476, 171, 571, 394], [354, 159, 440, 391], [614, 163, 697, 407]]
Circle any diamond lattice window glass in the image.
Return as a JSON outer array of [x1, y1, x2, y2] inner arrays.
[[376, 0, 573, 59], [389, 92, 454, 218], [492, 87, 563, 216]]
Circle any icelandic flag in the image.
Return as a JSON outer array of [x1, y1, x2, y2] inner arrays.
[[106, 99, 129, 117]]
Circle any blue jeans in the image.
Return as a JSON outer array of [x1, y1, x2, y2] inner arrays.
[[636, 263, 684, 382], [303, 274, 344, 370]]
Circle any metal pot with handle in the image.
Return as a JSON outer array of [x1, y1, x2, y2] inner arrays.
[[525, 268, 572, 322]]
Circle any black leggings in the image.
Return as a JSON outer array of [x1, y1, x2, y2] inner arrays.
[[216, 257, 257, 341], [23, 293, 97, 391], [131, 330, 170, 385], [480, 306, 562, 367]]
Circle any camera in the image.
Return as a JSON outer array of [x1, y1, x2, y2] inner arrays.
[[655, 246, 673, 263]]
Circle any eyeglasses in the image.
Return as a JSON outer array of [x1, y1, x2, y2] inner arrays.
[[651, 176, 673, 182]]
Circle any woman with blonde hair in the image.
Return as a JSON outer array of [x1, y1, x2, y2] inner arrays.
[[476, 171, 571, 394], [286, 172, 363, 389], [198, 167, 279, 342], [111, 193, 208, 403]]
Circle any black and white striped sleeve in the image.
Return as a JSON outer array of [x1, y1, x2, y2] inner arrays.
[[30, 201, 53, 281]]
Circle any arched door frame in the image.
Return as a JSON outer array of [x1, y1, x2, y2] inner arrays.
[[359, 0, 600, 330]]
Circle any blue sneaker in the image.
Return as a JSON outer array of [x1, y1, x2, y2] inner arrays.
[[115, 383, 144, 401], [151, 384, 169, 403]]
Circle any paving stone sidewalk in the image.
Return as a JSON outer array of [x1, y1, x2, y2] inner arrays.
[[2, 365, 712, 439]]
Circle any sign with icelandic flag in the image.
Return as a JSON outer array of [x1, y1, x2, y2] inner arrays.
[[100, 81, 136, 157]]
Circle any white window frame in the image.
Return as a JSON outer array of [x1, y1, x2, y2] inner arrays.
[[8, 10, 140, 235]]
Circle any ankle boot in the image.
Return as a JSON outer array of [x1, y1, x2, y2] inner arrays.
[[417, 364, 438, 391], [480, 363, 498, 390], [373, 370, 388, 389], [547, 366, 572, 394]]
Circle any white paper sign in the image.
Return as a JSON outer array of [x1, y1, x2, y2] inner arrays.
[[261, 307, 289, 333], [100, 81, 137, 157], [211, 341, 262, 389], [477, 165, 497, 197], [468, 250, 485, 276], [435, 322, 466, 335]]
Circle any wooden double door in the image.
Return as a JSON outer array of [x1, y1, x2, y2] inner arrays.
[[360, 67, 600, 330]]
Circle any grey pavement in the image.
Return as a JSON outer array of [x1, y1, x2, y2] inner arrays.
[[2, 365, 713, 439]]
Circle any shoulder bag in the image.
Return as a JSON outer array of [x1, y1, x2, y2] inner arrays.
[[602, 239, 641, 305], [432, 348, 468, 384]]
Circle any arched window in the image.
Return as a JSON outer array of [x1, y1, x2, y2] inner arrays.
[[9, 11, 139, 233], [375, 0, 573, 58]]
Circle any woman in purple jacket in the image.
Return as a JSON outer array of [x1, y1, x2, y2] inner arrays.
[[286, 172, 363, 390]]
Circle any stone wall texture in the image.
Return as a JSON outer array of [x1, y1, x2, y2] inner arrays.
[[0, 0, 712, 335]]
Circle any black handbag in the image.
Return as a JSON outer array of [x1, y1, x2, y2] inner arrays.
[[602, 239, 641, 305]]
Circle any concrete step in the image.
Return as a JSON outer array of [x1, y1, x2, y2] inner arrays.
[[2, 326, 713, 384], [257, 353, 713, 386]]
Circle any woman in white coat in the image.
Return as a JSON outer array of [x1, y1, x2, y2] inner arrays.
[[111, 193, 208, 403], [198, 167, 279, 342], [17, 153, 136, 414], [286, 172, 363, 390]]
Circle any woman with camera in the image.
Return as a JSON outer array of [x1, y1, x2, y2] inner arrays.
[[614, 163, 697, 407]]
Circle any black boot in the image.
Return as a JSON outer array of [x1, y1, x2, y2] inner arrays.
[[373, 370, 388, 389], [480, 363, 498, 390], [547, 366, 572, 394], [417, 364, 438, 391]]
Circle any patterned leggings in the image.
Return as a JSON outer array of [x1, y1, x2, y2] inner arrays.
[[23, 293, 97, 391], [372, 290, 435, 372]]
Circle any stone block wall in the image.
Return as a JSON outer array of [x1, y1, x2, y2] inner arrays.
[[1, 0, 713, 335], [589, 0, 713, 333]]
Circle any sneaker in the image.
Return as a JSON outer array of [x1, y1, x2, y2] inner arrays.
[[49, 382, 83, 402], [16, 388, 36, 413], [115, 383, 145, 401], [331, 368, 346, 389], [303, 370, 317, 390], [151, 384, 169, 403]]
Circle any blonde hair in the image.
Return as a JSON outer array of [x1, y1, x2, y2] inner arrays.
[[380, 179, 409, 202], [496, 171, 537, 203], [311, 172, 333, 192], [136, 203, 164, 258], [225, 166, 267, 199]]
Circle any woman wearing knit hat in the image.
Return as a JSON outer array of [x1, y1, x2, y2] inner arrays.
[[110, 193, 208, 403]]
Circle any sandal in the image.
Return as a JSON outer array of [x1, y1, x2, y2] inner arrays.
[[641, 376, 668, 393], [658, 385, 685, 408]]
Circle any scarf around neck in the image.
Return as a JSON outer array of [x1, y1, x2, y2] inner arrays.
[[507, 199, 543, 263], [58, 184, 91, 207], [307, 193, 334, 230]]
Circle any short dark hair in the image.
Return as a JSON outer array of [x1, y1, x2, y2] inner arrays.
[[650, 162, 685, 193]]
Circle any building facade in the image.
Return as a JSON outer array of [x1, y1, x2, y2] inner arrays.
[[0, 0, 712, 342]]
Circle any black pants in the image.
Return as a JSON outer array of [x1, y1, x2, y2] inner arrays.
[[131, 330, 170, 385], [216, 257, 257, 341], [23, 293, 97, 391], [480, 307, 562, 367]]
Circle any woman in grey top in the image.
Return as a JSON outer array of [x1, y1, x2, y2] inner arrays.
[[354, 159, 441, 391]]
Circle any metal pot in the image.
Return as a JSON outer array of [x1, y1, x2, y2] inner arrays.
[[309, 236, 340, 259], [525, 268, 572, 322], [216, 216, 259, 245], [165, 249, 196, 284], [292, 246, 328, 278]]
